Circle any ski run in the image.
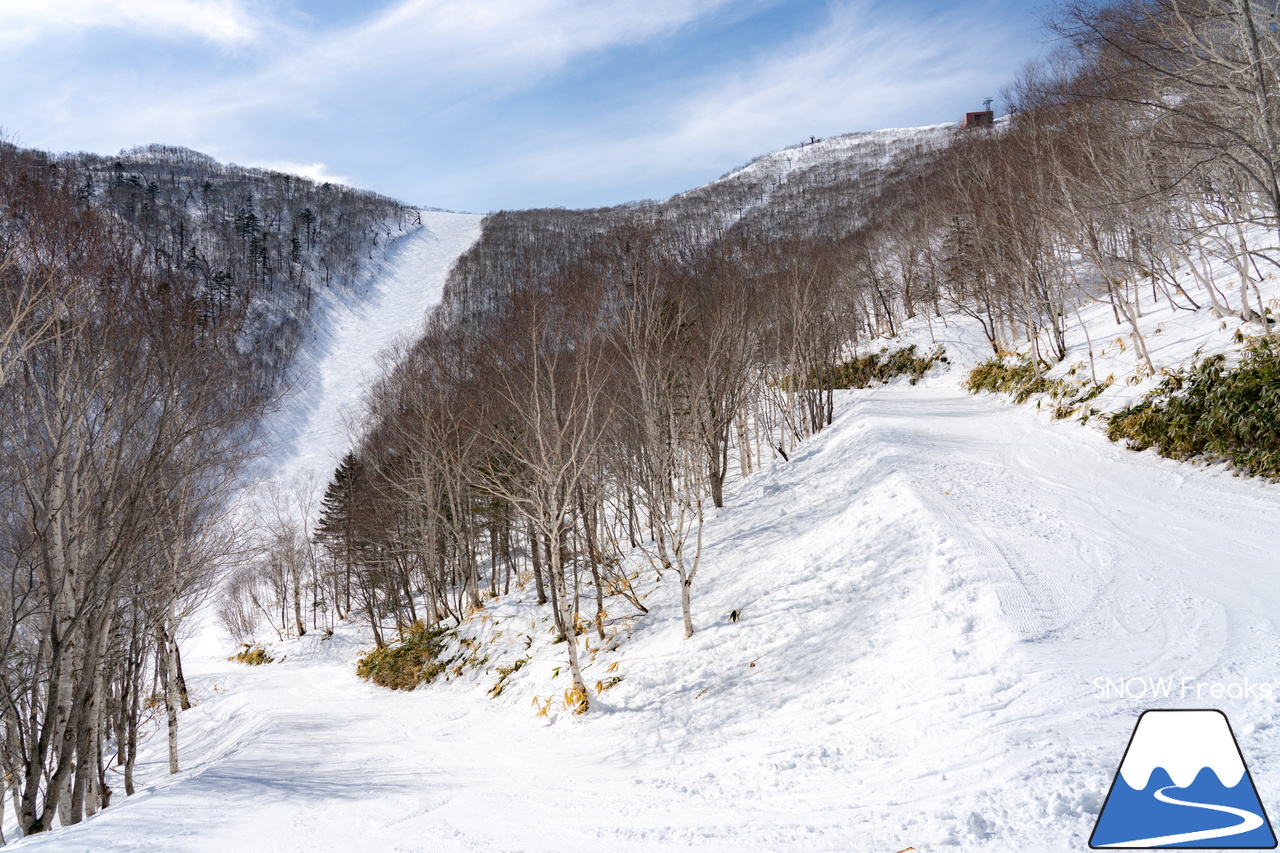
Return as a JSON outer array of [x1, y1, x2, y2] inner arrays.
[[12, 204, 1280, 853]]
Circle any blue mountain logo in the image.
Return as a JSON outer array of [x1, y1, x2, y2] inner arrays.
[[1091, 709, 1276, 848]]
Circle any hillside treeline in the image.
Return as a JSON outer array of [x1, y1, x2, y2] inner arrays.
[[54, 144, 413, 378], [0, 141, 405, 837], [235, 0, 1280, 711]]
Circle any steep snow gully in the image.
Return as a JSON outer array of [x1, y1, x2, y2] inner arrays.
[[13, 215, 1280, 852], [265, 209, 485, 502]]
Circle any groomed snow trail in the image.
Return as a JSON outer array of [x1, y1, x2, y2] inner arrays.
[[15, 376, 1280, 851]]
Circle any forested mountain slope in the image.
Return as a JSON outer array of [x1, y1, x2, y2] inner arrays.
[[52, 143, 415, 380], [440, 123, 951, 326], [0, 140, 413, 837]]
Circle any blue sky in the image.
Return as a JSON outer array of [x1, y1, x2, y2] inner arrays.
[[0, 0, 1050, 212]]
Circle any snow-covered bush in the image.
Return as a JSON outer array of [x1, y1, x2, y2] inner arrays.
[[965, 355, 1070, 403], [355, 622, 448, 691], [229, 644, 275, 666], [808, 344, 947, 389], [1106, 337, 1280, 478]]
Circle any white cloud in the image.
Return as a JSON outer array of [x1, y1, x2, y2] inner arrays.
[[0, 0, 261, 45], [0, 0, 748, 179], [357, 0, 732, 66], [484, 0, 1037, 204], [274, 0, 742, 98], [251, 160, 350, 186]]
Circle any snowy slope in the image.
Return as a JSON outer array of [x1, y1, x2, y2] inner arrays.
[[671, 124, 953, 239], [705, 123, 953, 189], [261, 210, 483, 505], [15, 310, 1280, 851]]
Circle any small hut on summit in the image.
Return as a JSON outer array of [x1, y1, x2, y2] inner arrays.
[[962, 98, 996, 129]]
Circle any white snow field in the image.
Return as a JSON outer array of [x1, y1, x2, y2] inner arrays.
[[13, 199, 1280, 850]]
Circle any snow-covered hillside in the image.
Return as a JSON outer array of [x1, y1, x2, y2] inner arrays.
[[15, 260, 1280, 851], [705, 123, 953, 191], [11, 112, 1280, 850], [667, 123, 953, 241]]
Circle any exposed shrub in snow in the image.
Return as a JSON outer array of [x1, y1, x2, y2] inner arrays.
[[965, 355, 1070, 403], [229, 644, 275, 666], [803, 344, 947, 389], [487, 657, 530, 698], [533, 687, 589, 717], [356, 622, 447, 690], [966, 355, 1114, 419], [1106, 338, 1280, 478]]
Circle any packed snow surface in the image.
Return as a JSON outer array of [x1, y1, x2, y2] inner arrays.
[[15, 316, 1280, 851]]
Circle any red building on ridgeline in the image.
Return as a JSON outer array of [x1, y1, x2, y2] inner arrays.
[[961, 110, 995, 129]]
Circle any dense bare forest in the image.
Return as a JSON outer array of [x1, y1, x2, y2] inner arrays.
[[218, 0, 1280, 716], [0, 141, 407, 837]]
